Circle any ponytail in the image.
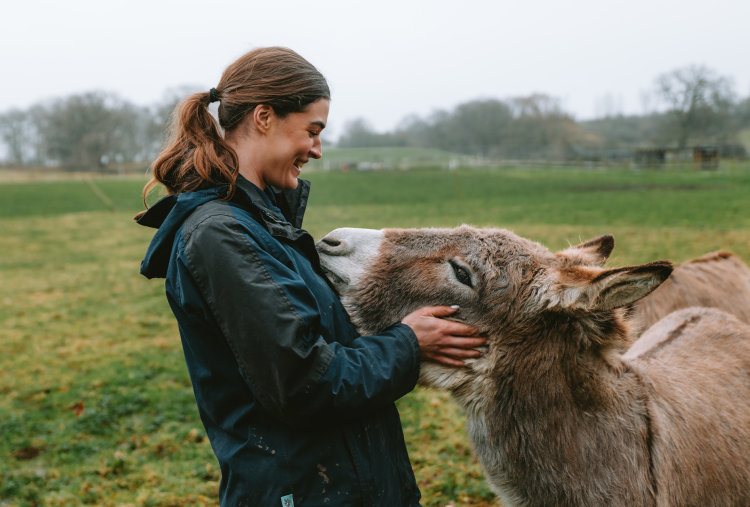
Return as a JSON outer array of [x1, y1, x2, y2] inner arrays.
[[134, 91, 238, 220], [135, 46, 330, 220]]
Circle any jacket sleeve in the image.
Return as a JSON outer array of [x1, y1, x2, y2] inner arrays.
[[182, 210, 420, 425]]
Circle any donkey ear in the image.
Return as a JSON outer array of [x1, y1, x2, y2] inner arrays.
[[554, 260, 673, 312], [556, 235, 615, 267]]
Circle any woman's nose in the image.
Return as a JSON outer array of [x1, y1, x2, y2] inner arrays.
[[310, 139, 322, 159]]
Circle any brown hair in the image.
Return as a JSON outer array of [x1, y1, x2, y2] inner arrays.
[[135, 47, 330, 219]]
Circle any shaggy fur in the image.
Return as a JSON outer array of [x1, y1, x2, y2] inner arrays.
[[316, 227, 750, 507], [633, 251, 750, 335]]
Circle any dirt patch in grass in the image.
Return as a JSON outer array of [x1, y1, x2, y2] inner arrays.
[[12, 446, 42, 460]]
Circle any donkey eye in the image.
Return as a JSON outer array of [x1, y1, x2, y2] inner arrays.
[[449, 260, 473, 288]]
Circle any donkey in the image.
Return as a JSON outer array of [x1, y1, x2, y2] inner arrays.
[[316, 227, 750, 507], [633, 250, 750, 335]]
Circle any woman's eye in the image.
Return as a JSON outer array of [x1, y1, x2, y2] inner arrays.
[[450, 261, 473, 288], [308, 131, 319, 137]]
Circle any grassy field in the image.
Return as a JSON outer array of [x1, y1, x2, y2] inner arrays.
[[1, 165, 750, 507], [305, 147, 463, 171]]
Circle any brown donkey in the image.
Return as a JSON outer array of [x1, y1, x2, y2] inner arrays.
[[633, 250, 750, 335], [316, 227, 750, 507]]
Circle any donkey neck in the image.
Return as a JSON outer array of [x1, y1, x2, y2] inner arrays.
[[477, 311, 653, 506], [494, 311, 632, 411]]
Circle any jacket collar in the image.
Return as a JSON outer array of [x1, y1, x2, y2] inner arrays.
[[137, 176, 311, 231], [136, 176, 318, 280], [232, 176, 322, 274], [235, 174, 310, 230]]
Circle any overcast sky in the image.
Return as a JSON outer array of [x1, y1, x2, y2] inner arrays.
[[2, 0, 748, 138]]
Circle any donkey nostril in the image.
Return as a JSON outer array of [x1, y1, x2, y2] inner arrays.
[[322, 238, 341, 248]]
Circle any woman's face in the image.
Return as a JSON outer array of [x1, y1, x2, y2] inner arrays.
[[260, 98, 330, 190]]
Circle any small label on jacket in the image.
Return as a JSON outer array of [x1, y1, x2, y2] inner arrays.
[[281, 494, 294, 507]]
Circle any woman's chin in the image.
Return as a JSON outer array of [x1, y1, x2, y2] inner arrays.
[[279, 176, 299, 190]]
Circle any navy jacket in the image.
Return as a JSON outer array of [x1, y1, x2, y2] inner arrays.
[[138, 176, 422, 506]]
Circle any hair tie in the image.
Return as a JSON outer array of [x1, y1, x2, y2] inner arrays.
[[209, 88, 220, 103]]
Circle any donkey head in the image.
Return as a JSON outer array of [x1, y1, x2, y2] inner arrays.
[[316, 226, 672, 394]]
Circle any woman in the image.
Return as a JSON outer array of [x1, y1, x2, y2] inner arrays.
[[136, 47, 484, 506]]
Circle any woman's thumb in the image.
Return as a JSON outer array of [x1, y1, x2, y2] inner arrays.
[[424, 305, 460, 317]]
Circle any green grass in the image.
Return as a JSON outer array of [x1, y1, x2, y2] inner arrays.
[[0, 179, 148, 218], [306, 147, 461, 170], [303, 167, 750, 230], [2, 165, 750, 506]]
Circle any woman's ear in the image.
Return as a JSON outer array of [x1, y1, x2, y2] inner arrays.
[[550, 260, 673, 312], [252, 104, 274, 134]]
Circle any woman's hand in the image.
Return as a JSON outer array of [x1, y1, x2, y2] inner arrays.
[[401, 305, 485, 367]]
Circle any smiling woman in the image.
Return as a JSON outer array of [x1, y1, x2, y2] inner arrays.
[[135, 46, 331, 215], [133, 46, 484, 507], [225, 98, 328, 190]]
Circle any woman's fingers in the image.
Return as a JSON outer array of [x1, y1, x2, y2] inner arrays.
[[418, 307, 481, 336], [444, 336, 487, 349], [437, 347, 483, 358], [421, 305, 461, 318], [427, 354, 466, 367], [402, 305, 488, 367], [441, 320, 480, 337]]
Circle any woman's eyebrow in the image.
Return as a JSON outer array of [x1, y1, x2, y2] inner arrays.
[[309, 120, 326, 129]]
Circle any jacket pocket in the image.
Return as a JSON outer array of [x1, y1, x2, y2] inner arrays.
[[386, 404, 422, 505], [342, 424, 374, 507]]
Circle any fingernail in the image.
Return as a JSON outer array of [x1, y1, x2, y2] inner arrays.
[[450, 305, 460, 309]]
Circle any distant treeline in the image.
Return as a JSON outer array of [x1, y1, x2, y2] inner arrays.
[[338, 65, 750, 159], [339, 94, 582, 159], [1, 66, 749, 169], [0, 86, 201, 170]]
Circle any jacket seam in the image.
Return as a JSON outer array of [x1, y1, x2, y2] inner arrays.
[[188, 216, 297, 417], [182, 204, 234, 243], [230, 209, 285, 263], [343, 425, 375, 507], [183, 219, 273, 414], [183, 213, 334, 420]]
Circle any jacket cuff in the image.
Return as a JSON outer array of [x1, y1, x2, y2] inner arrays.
[[304, 339, 335, 393], [389, 323, 420, 373]]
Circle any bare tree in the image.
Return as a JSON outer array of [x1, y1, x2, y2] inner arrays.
[[735, 96, 750, 131], [33, 91, 151, 170], [594, 93, 623, 118], [443, 99, 513, 156], [654, 65, 735, 147], [504, 94, 579, 159], [394, 99, 513, 156], [152, 86, 204, 129], [0, 109, 35, 166], [0, 86, 214, 169], [391, 96, 578, 159], [338, 118, 407, 148]]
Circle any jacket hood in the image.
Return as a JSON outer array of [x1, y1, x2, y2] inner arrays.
[[138, 178, 311, 279], [138, 187, 227, 279]]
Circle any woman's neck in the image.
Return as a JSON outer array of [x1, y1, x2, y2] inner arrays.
[[226, 131, 266, 190]]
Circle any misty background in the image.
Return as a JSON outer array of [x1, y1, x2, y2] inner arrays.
[[1, 0, 749, 169]]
